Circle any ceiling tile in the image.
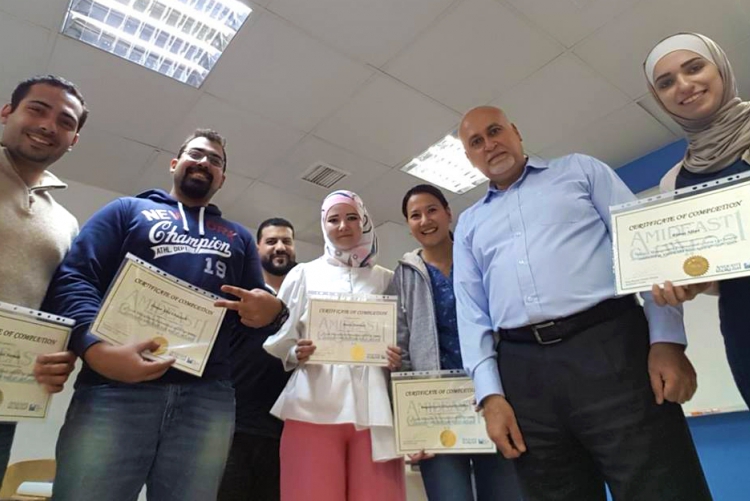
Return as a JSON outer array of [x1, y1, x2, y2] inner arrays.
[[260, 135, 391, 202], [265, 0, 456, 67], [53, 128, 157, 195], [574, 0, 750, 99], [205, 12, 373, 132], [504, 0, 640, 48], [494, 53, 630, 150], [0, 0, 69, 31], [161, 94, 306, 180], [46, 36, 198, 146], [725, 35, 750, 102], [385, 0, 561, 111], [538, 102, 677, 168], [314, 75, 460, 167], [358, 169, 433, 226], [224, 181, 322, 232], [0, 15, 54, 99]]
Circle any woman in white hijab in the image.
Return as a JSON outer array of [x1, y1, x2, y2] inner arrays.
[[644, 33, 750, 407], [263, 190, 406, 501]]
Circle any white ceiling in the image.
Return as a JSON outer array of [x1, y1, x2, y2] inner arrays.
[[2, 0, 750, 246]]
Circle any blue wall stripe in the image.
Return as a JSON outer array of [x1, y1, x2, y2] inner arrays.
[[615, 139, 687, 193]]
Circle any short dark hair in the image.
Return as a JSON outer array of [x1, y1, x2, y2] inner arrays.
[[177, 128, 227, 171], [10, 75, 89, 131], [257, 217, 295, 243], [401, 184, 450, 218]]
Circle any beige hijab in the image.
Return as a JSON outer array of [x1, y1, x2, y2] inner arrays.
[[644, 33, 750, 191]]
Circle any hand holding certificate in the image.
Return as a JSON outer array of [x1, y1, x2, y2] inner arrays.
[[305, 293, 397, 367], [90, 254, 226, 377], [611, 174, 750, 294], [391, 371, 496, 455], [0, 302, 72, 421]]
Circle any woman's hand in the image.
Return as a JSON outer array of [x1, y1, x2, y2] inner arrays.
[[295, 339, 316, 364], [386, 345, 402, 372], [407, 450, 435, 463]]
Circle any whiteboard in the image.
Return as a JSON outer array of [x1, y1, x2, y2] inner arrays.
[[682, 293, 747, 416]]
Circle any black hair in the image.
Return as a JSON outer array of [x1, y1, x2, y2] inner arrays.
[[257, 217, 295, 243], [401, 184, 450, 218], [10, 75, 89, 131], [177, 128, 228, 171]]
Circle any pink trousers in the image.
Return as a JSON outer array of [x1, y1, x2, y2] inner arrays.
[[280, 420, 406, 501]]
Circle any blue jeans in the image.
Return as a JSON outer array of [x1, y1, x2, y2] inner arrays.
[[52, 380, 235, 501], [419, 453, 523, 501]]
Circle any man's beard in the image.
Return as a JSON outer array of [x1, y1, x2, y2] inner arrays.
[[261, 253, 297, 277], [179, 167, 213, 200]]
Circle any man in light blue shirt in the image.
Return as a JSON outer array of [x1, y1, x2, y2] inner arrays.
[[454, 106, 711, 501]]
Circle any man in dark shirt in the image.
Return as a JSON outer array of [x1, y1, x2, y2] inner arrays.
[[218, 218, 297, 501]]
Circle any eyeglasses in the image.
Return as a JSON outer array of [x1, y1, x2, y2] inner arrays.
[[184, 148, 225, 169]]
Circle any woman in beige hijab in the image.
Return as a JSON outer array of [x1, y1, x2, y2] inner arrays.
[[644, 32, 750, 406]]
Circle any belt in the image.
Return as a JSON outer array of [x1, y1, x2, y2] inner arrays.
[[497, 295, 638, 345]]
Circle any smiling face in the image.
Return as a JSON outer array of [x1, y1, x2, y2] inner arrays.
[[0, 83, 83, 173], [170, 136, 226, 204], [459, 106, 526, 190], [258, 225, 297, 277], [652, 50, 724, 120], [324, 203, 363, 250], [405, 192, 452, 249]]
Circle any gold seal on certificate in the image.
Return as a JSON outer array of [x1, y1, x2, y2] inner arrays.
[[0, 302, 72, 422], [306, 294, 396, 366], [611, 174, 750, 294], [391, 372, 496, 455], [683, 256, 710, 277], [152, 336, 169, 356], [90, 254, 226, 377], [440, 429, 457, 448]]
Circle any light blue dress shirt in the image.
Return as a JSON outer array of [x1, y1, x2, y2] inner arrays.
[[454, 154, 686, 404]]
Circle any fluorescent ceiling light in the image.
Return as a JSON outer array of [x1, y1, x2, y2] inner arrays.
[[401, 133, 487, 195], [61, 0, 251, 88]]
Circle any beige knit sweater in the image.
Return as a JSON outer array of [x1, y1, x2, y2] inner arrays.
[[0, 147, 78, 309]]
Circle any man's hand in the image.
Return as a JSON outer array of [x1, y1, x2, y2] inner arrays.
[[294, 339, 316, 364], [83, 340, 175, 383], [386, 345, 402, 372], [34, 351, 76, 393], [651, 281, 711, 307], [216, 285, 282, 328], [481, 394, 526, 459], [648, 342, 697, 404]]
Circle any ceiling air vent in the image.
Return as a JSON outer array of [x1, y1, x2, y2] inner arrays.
[[300, 162, 350, 189]]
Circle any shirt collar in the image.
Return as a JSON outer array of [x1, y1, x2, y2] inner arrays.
[[482, 155, 549, 203]]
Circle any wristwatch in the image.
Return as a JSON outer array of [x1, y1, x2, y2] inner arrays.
[[266, 299, 289, 330]]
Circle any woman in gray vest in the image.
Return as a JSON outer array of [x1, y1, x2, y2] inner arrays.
[[388, 184, 522, 501]]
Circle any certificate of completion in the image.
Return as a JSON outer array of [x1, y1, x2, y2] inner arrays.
[[391, 373, 496, 455], [306, 294, 396, 366], [0, 302, 72, 421], [90, 254, 226, 377], [612, 177, 750, 294]]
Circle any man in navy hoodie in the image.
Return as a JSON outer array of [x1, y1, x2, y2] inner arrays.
[[45, 129, 287, 501]]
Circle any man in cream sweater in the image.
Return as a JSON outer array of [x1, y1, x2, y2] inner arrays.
[[0, 75, 88, 482]]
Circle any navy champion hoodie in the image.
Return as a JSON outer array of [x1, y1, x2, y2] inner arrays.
[[44, 189, 269, 386]]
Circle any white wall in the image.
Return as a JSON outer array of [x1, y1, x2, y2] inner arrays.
[[376, 221, 419, 271]]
